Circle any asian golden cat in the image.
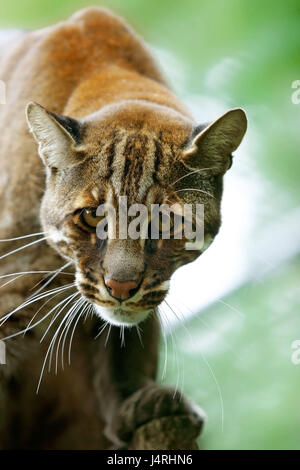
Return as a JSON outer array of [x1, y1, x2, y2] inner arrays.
[[0, 7, 246, 449]]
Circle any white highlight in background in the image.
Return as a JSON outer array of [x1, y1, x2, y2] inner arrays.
[[0, 340, 6, 364], [0, 80, 5, 104]]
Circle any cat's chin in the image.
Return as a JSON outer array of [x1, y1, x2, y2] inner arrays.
[[93, 304, 151, 327]]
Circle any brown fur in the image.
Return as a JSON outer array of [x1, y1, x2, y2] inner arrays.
[[0, 7, 246, 449]]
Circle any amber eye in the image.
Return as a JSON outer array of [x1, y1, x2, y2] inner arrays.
[[159, 213, 173, 234], [150, 212, 183, 238], [81, 208, 106, 229], [149, 213, 170, 237]]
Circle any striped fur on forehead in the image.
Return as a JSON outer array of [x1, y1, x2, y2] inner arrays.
[[108, 131, 157, 201], [54, 128, 177, 214], [78, 103, 193, 200]]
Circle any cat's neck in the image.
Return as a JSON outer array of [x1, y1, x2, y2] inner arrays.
[[64, 64, 191, 121]]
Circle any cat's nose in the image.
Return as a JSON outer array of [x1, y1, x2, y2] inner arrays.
[[105, 279, 138, 301]]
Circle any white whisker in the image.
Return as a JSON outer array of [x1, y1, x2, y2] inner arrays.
[[40, 291, 79, 342], [28, 261, 72, 298], [0, 273, 31, 289], [0, 232, 46, 242], [171, 167, 217, 186], [157, 307, 168, 380], [163, 300, 182, 399], [23, 288, 74, 337], [0, 236, 49, 261], [55, 297, 85, 373], [136, 324, 143, 347], [0, 270, 73, 290], [83, 304, 93, 324], [95, 320, 109, 340], [218, 299, 244, 318], [0, 283, 75, 328], [120, 325, 125, 347], [1, 286, 76, 341], [60, 312, 77, 369], [37, 298, 80, 393], [67, 299, 89, 366], [0, 270, 73, 280], [105, 324, 112, 347], [166, 296, 224, 432], [174, 188, 215, 199]]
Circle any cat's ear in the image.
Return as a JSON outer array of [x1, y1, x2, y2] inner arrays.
[[26, 102, 84, 169], [181, 108, 247, 174]]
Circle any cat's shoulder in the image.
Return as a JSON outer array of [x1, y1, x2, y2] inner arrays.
[[30, 7, 135, 51], [3, 6, 145, 76], [69, 6, 132, 32]]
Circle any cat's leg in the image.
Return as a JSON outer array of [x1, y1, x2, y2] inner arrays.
[[0, 319, 38, 449], [0, 270, 78, 449], [0, 315, 107, 450], [91, 314, 204, 449]]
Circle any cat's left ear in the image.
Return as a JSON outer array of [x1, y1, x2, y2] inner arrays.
[[26, 101, 84, 169], [181, 108, 247, 174]]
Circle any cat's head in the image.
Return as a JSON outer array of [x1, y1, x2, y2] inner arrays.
[[26, 100, 247, 326]]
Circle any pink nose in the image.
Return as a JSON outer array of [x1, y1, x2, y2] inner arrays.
[[105, 279, 138, 301]]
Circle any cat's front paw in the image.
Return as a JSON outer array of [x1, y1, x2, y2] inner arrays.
[[108, 384, 205, 449]]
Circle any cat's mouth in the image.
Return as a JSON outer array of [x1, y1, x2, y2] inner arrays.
[[76, 271, 168, 326], [93, 304, 151, 327]]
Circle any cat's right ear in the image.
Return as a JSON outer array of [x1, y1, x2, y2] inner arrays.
[[26, 102, 85, 169], [181, 108, 247, 174]]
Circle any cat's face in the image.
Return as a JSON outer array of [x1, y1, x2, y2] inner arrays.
[[26, 101, 247, 326]]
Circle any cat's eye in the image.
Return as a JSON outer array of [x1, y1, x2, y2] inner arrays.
[[149, 212, 183, 238], [154, 213, 173, 235], [81, 208, 106, 229]]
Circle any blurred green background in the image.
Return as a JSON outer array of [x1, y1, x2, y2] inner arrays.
[[1, 0, 299, 450]]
